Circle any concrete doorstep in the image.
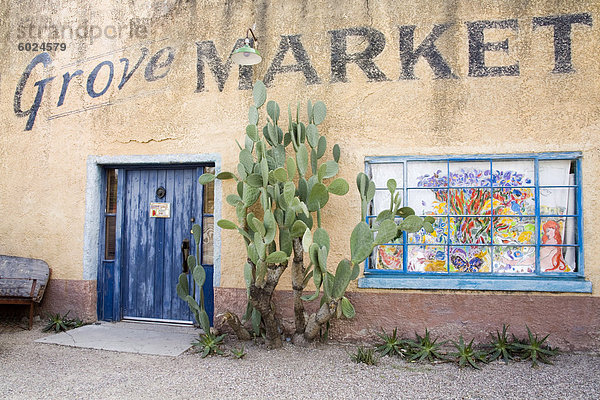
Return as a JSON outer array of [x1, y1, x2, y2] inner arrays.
[[35, 321, 199, 356]]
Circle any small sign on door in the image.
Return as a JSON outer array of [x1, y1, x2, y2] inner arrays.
[[150, 202, 171, 218]]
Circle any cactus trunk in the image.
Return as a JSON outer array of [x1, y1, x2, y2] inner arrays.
[[222, 311, 252, 341], [249, 283, 282, 349], [291, 238, 307, 335], [304, 300, 338, 341]]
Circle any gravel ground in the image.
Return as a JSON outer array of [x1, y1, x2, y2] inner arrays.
[[1, 320, 599, 400]]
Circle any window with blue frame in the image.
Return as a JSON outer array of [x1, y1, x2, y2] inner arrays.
[[358, 153, 591, 293], [201, 166, 215, 265]]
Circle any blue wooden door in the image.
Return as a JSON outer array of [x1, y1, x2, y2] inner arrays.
[[119, 167, 212, 323]]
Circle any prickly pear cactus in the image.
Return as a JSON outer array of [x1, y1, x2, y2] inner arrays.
[[176, 224, 211, 333], [189, 81, 429, 348]]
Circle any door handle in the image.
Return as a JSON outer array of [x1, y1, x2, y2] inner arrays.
[[181, 239, 190, 273]]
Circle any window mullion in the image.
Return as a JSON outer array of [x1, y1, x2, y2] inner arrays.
[[446, 159, 450, 273], [489, 159, 494, 273], [402, 161, 408, 274]]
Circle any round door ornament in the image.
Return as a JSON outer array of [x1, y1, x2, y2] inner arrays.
[[156, 186, 166, 199]]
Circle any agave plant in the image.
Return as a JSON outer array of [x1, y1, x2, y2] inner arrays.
[[193, 331, 226, 358], [450, 336, 487, 369], [42, 311, 83, 332], [350, 346, 378, 365], [375, 327, 407, 357], [512, 326, 558, 367], [406, 329, 446, 363], [487, 324, 517, 363]]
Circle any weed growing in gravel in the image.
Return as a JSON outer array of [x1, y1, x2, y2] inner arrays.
[[350, 346, 378, 365], [230, 345, 247, 359], [42, 311, 84, 333], [193, 332, 226, 358]]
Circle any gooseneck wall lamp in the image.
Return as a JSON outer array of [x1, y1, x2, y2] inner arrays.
[[231, 28, 262, 65]]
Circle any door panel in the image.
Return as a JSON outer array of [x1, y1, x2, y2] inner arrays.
[[121, 167, 198, 322]]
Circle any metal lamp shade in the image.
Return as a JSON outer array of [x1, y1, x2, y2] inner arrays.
[[231, 45, 262, 65]]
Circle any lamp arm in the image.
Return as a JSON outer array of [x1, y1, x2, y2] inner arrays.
[[247, 28, 258, 47]]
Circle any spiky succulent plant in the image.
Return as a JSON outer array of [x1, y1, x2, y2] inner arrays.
[[487, 324, 517, 363], [450, 336, 487, 369], [406, 329, 447, 363], [512, 326, 558, 367], [376, 327, 408, 358]]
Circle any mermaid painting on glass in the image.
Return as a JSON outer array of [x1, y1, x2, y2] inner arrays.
[[540, 220, 572, 272]]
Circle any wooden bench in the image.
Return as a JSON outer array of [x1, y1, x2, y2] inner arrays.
[[0, 255, 50, 329]]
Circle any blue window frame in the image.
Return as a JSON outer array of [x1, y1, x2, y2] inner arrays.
[[102, 169, 118, 261], [358, 152, 591, 293], [200, 166, 215, 266]]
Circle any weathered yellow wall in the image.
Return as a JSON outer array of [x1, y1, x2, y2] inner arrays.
[[0, 1, 598, 295]]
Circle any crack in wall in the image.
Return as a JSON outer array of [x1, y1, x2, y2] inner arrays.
[[116, 137, 178, 144], [365, 0, 373, 27]]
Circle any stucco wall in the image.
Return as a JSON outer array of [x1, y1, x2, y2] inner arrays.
[[1, 0, 599, 321]]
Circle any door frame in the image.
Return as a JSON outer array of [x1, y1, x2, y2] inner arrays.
[[83, 154, 222, 321]]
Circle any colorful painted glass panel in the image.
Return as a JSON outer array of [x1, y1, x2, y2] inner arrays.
[[449, 246, 491, 273], [408, 217, 447, 245], [376, 245, 403, 270], [539, 217, 576, 272], [493, 246, 535, 273], [493, 217, 536, 245], [407, 246, 447, 273]]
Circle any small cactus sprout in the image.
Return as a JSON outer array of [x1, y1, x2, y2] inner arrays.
[[193, 332, 226, 358], [350, 346, 378, 365], [230, 345, 247, 359]]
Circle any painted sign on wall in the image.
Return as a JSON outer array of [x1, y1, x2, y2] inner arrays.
[[13, 13, 594, 131]]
